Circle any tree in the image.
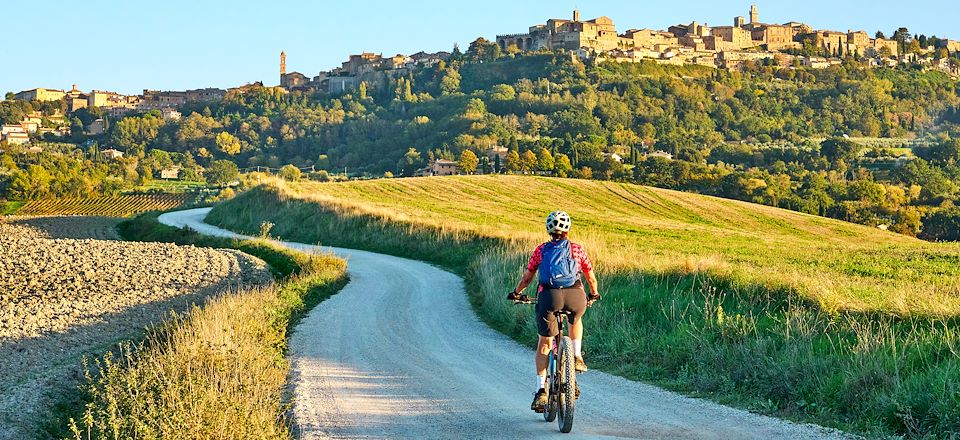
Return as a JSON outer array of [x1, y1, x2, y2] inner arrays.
[[907, 39, 922, 54], [490, 84, 516, 101], [440, 68, 461, 95], [875, 31, 886, 39], [892, 27, 911, 52], [205, 160, 239, 185], [537, 148, 555, 173], [280, 164, 302, 181], [316, 154, 330, 170], [520, 150, 537, 172], [891, 207, 922, 236], [554, 153, 573, 177], [920, 207, 960, 241], [215, 131, 241, 155], [398, 147, 422, 175], [639, 123, 656, 146], [505, 150, 521, 173], [466, 37, 502, 62], [819, 138, 861, 164], [919, 137, 960, 165], [4, 92, 13, 101], [458, 150, 479, 174], [9, 165, 51, 199], [359, 81, 368, 100]]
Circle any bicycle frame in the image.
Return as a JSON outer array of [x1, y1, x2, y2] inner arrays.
[[513, 294, 578, 433]]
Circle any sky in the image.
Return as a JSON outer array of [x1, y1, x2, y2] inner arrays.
[[3, 0, 957, 95]]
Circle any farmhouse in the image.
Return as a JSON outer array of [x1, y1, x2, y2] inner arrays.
[[101, 149, 124, 160], [160, 166, 181, 180], [3, 132, 30, 145], [418, 159, 460, 176]]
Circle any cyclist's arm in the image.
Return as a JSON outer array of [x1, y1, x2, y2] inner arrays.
[[514, 269, 536, 294], [584, 269, 600, 298]]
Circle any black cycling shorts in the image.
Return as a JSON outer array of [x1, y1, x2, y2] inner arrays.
[[535, 280, 587, 337]]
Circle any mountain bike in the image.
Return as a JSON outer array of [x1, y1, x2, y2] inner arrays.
[[514, 295, 578, 433]]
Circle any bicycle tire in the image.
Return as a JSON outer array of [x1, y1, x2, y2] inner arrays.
[[557, 336, 576, 433], [544, 350, 558, 422]]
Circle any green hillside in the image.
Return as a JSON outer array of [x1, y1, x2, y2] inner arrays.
[[208, 175, 960, 437]]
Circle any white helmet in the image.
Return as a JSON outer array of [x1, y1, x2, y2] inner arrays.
[[545, 211, 572, 234]]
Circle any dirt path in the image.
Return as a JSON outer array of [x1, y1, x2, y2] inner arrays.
[[161, 208, 853, 440]]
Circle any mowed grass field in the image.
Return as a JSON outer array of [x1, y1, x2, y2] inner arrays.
[[209, 175, 960, 437], [291, 175, 959, 316]]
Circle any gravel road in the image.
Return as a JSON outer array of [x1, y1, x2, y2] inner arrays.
[[0, 216, 272, 439], [162, 208, 853, 440]]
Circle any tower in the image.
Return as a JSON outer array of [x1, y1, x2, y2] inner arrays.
[[573, 9, 580, 22], [735, 16, 745, 27], [280, 51, 286, 76], [749, 4, 758, 24]]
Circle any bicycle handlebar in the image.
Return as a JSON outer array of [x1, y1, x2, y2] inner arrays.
[[513, 294, 598, 307], [513, 294, 534, 305]]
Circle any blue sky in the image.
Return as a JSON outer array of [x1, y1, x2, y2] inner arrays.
[[3, 1, 956, 95]]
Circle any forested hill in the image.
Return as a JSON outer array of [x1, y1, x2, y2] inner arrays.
[[4, 50, 960, 239]]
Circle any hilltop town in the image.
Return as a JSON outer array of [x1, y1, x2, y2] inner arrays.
[[6, 5, 960, 146], [279, 5, 960, 95]]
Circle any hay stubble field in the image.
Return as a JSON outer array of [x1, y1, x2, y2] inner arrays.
[[0, 216, 272, 440]]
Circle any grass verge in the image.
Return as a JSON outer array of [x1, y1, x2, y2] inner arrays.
[[1, 200, 24, 215], [54, 211, 347, 439], [206, 180, 960, 438]]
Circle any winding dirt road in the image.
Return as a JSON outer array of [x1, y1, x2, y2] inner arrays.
[[160, 208, 851, 440]]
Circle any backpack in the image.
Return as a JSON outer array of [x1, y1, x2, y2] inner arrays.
[[538, 239, 579, 289]]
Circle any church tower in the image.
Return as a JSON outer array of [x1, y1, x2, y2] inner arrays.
[[749, 4, 758, 24], [280, 51, 287, 86], [573, 9, 580, 22]]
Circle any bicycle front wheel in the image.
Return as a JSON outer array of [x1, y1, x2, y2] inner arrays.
[[557, 336, 576, 433]]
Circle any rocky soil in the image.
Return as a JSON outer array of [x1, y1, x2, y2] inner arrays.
[[0, 216, 273, 439]]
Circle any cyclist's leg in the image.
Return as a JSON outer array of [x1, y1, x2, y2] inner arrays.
[[562, 284, 588, 369], [535, 289, 563, 378]]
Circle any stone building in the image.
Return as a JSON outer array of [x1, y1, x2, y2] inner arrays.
[[86, 118, 105, 135], [65, 85, 88, 112], [749, 24, 794, 50], [620, 29, 679, 50], [101, 149, 124, 159], [847, 30, 871, 50], [496, 10, 622, 54], [14, 88, 65, 102], [140, 88, 226, 110], [87, 90, 139, 109], [937, 39, 960, 53], [872, 38, 900, 57], [708, 26, 754, 51]]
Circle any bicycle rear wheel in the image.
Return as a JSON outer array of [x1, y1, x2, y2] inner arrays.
[[557, 336, 576, 433]]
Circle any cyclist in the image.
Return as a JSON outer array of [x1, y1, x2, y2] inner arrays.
[[507, 210, 600, 413]]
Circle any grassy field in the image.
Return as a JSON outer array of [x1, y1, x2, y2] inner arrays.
[[134, 180, 208, 193], [16, 194, 190, 217], [55, 213, 347, 439], [208, 176, 960, 438]]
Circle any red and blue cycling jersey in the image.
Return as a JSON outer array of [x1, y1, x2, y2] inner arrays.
[[527, 240, 593, 290]]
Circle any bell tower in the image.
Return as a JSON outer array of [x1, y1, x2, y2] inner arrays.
[[749, 4, 758, 24], [573, 9, 580, 22], [280, 51, 286, 76]]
